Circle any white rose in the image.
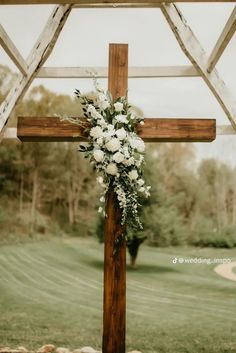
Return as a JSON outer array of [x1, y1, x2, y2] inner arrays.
[[129, 137, 145, 152], [116, 128, 127, 140], [116, 114, 128, 124], [127, 157, 135, 166], [128, 169, 139, 180], [93, 149, 104, 162], [98, 93, 106, 102], [113, 152, 124, 164], [105, 138, 121, 153], [136, 139, 145, 152], [99, 100, 110, 110], [90, 126, 104, 139], [114, 102, 123, 112], [137, 179, 145, 186], [98, 118, 107, 129], [97, 138, 104, 146], [106, 163, 118, 176], [103, 125, 116, 137]]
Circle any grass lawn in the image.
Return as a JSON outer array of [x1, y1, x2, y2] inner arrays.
[[0, 237, 236, 353]]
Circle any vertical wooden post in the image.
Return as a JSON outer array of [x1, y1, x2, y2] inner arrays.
[[102, 44, 128, 353]]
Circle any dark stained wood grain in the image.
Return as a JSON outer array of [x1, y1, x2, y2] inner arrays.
[[17, 116, 216, 142], [103, 43, 128, 353]]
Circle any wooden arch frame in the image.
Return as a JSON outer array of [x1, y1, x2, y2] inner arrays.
[[0, 1, 235, 140]]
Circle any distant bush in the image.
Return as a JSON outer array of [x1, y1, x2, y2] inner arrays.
[[191, 219, 236, 248], [142, 204, 187, 247], [0, 197, 56, 245]]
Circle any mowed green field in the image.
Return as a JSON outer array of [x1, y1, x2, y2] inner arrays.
[[0, 238, 236, 353]]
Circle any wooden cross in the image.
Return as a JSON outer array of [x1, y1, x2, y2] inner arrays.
[[17, 44, 216, 353]]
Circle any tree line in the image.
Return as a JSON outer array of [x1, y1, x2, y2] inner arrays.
[[0, 65, 236, 252]]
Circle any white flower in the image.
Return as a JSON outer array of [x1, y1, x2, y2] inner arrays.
[[96, 117, 107, 127], [87, 105, 97, 117], [128, 169, 139, 180], [130, 114, 135, 120], [116, 114, 128, 124], [97, 176, 104, 184], [127, 157, 135, 166], [98, 207, 103, 213], [106, 163, 118, 176], [113, 152, 124, 164], [100, 196, 105, 202], [97, 138, 104, 146], [137, 179, 145, 186], [122, 159, 128, 166], [139, 187, 145, 193], [129, 137, 145, 152], [136, 139, 145, 153], [97, 176, 103, 184], [90, 126, 104, 139], [98, 93, 107, 102], [103, 125, 116, 137], [107, 124, 115, 131], [123, 146, 130, 158], [93, 149, 104, 162], [140, 121, 145, 125], [94, 112, 103, 120], [99, 100, 110, 110], [114, 102, 123, 112], [116, 128, 127, 140], [105, 138, 121, 153]]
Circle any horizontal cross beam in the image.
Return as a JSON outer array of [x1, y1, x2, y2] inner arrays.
[[17, 117, 216, 142], [73, 2, 161, 7], [0, 0, 234, 4], [8, 123, 236, 140], [37, 65, 199, 78]]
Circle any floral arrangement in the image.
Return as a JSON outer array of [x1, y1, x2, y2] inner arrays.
[[69, 80, 151, 230]]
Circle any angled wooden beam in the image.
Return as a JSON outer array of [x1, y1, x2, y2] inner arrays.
[[217, 125, 236, 135], [0, 0, 235, 4], [17, 117, 216, 142], [37, 65, 199, 78], [208, 7, 236, 73], [0, 4, 72, 138], [161, 3, 236, 131], [0, 24, 28, 75]]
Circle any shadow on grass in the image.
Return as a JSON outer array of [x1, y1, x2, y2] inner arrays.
[[86, 259, 179, 274]]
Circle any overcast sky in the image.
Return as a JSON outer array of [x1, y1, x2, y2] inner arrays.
[[0, 4, 236, 165]]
